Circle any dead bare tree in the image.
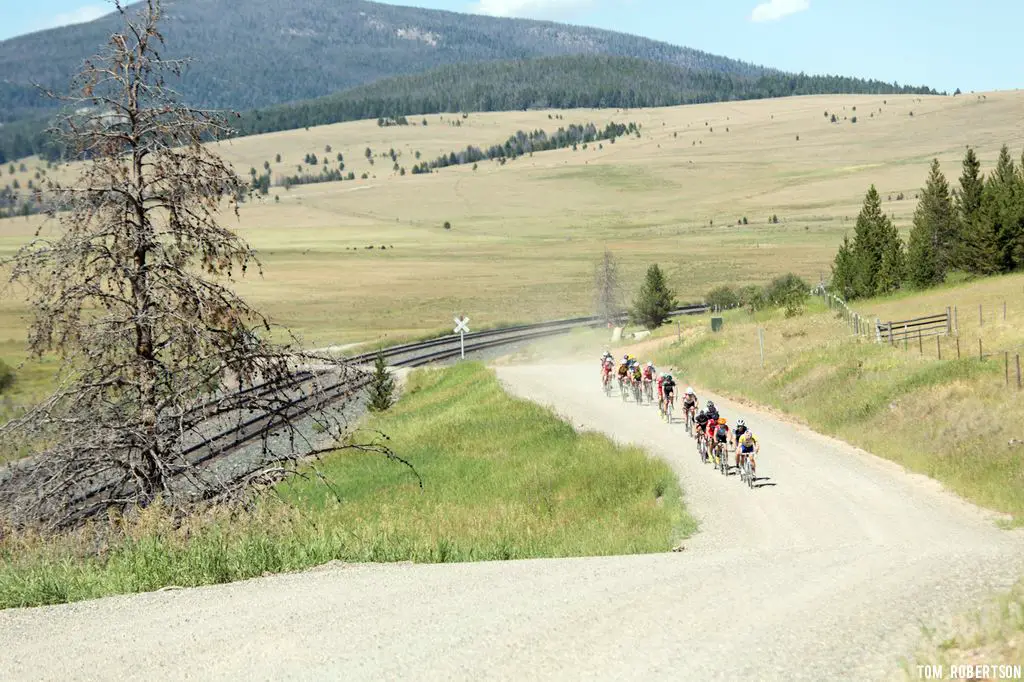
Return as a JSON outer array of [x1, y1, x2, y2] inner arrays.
[[0, 0, 411, 529], [594, 249, 624, 326]]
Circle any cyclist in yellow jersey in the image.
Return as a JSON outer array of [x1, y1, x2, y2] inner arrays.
[[735, 430, 759, 473]]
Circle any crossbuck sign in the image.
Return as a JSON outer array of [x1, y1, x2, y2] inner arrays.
[[454, 316, 470, 359]]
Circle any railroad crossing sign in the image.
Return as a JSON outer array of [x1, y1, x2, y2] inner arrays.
[[454, 316, 470, 359]]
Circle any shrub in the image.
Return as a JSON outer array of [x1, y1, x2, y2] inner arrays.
[[764, 273, 809, 317], [737, 285, 766, 312], [705, 285, 739, 310], [443, 221, 451, 230], [0, 359, 14, 393]]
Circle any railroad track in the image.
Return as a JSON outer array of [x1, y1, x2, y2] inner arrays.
[[13, 304, 711, 520]]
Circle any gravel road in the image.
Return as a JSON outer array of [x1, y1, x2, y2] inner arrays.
[[1, 362, 1022, 681]]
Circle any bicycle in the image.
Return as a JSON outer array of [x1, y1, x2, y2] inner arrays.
[[643, 378, 654, 404], [602, 370, 613, 397], [632, 377, 642, 404], [697, 430, 708, 464], [715, 441, 729, 476], [740, 451, 756, 488], [619, 376, 629, 402], [684, 406, 695, 435], [663, 394, 674, 423]]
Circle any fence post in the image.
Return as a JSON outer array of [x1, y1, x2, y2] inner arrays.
[[946, 307, 952, 335], [1017, 354, 1021, 390], [676, 320, 681, 344], [890, 323, 895, 347], [979, 303, 983, 327], [918, 328, 923, 354], [936, 336, 941, 360], [904, 325, 909, 350], [956, 336, 961, 359], [979, 338, 983, 360], [1003, 301, 1007, 321], [1006, 351, 1010, 386], [758, 327, 765, 368], [876, 318, 882, 343], [954, 305, 959, 335]]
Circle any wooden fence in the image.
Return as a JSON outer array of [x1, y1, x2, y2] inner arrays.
[[875, 309, 952, 344]]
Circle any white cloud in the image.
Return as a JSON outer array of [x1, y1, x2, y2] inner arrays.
[[468, 0, 594, 19], [44, 5, 108, 30], [750, 0, 809, 22]]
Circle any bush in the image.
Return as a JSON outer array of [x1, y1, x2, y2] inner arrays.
[[764, 273, 809, 317], [705, 285, 739, 309], [443, 221, 451, 230], [737, 284, 767, 311], [0, 360, 13, 393]]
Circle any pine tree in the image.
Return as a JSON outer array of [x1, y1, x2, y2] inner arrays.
[[906, 159, 956, 286], [850, 185, 887, 298], [830, 235, 856, 300], [877, 218, 906, 294], [631, 264, 677, 329], [366, 352, 396, 412], [985, 145, 1022, 271], [953, 147, 984, 269]]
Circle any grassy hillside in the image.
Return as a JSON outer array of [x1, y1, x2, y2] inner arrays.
[[233, 55, 936, 139], [0, 0, 784, 124], [2, 92, 1023, 369], [0, 363, 693, 608], [654, 273, 1024, 521]]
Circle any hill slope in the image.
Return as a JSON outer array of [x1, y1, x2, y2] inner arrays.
[[0, 0, 782, 122], [236, 55, 937, 137]]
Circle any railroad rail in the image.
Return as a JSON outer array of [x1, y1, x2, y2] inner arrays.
[[7, 304, 711, 521]]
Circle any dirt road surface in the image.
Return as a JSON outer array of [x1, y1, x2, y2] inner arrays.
[[1, 362, 1021, 681]]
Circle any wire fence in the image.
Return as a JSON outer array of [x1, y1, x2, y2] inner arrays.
[[812, 286, 1022, 390]]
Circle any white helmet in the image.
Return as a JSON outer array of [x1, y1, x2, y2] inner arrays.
[[647, 361, 653, 368], [686, 387, 695, 395]]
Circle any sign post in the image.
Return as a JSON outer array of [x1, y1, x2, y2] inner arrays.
[[454, 315, 470, 359]]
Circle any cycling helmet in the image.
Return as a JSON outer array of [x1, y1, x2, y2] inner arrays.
[[647, 361, 653, 368], [622, 354, 629, 361], [706, 400, 715, 409], [737, 419, 745, 427], [686, 387, 695, 395], [718, 417, 727, 425]]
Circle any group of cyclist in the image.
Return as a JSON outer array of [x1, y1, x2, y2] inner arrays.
[[600, 351, 760, 479]]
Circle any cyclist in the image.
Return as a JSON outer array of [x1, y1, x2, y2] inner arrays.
[[735, 430, 759, 476], [681, 387, 698, 424], [713, 417, 731, 466], [641, 362, 655, 400], [617, 355, 630, 382], [694, 408, 710, 438], [705, 400, 719, 424], [656, 372, 666, 413], [662, 373, 677, 416], [732, 419, 748, 447], [601, 354, 614, 387]]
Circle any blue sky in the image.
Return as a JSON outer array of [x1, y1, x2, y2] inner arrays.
[[3, 0, 1021, 93]]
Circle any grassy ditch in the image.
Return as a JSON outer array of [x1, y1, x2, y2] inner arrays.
[[0, 362, 693, 609]]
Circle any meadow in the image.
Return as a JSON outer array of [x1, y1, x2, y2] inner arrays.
[[3, 91, 1024, 361]]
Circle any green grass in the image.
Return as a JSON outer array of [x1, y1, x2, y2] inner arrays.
[[653, 296, 1024, 521], [0, 362, 693, 609]]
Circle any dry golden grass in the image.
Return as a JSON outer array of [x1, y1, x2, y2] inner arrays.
[[3, 92, 1024, 358], [654, 272, 1024, 521]]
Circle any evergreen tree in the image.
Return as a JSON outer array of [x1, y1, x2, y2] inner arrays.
[[985, 145, 1022, 271], [953, 147, 984, 269], [850, 185, 887, 298], [906, 158, 955, 286], [830, 235, 856, 300], [366, 352, 396, 412], [876, 219, 906, 294], [631, 264, 677, 329]]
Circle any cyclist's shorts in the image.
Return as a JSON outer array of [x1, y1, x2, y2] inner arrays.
[[740, 445, 755, 454]]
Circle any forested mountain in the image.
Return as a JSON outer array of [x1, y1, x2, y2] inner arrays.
[[236, 55, 937, 137], [0, 0, 781, 122]]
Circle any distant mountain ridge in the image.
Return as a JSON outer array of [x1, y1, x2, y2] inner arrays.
[[2, 0, 825, 122]]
